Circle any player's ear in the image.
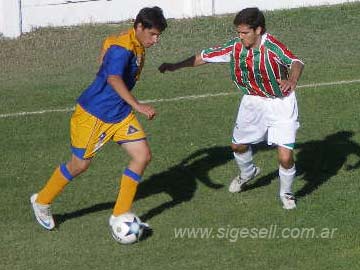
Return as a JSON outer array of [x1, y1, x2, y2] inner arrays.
[[135, 22, 144, 31], [255, 26, 262, 35]]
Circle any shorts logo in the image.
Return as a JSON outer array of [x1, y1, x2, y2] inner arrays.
[[136, 56, 142, 67], [127, 125, 139, 135], [94, 132, 106, 152]]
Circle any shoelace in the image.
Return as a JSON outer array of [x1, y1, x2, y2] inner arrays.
[[39, 205, 52, 218]]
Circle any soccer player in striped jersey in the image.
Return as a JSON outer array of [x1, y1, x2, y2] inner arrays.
[[159, 7, 304, 209], [30, 7, 167, 233]]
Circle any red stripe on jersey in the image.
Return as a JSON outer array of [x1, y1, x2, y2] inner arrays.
[[234, 44, 258, 96], [268, 50, 280, 79], [246, 50, 266, 97], [267, 34, 297, 60], [203, 46, 233, 59], [234, 43, 246, 88], [260, 46, 275, 96]]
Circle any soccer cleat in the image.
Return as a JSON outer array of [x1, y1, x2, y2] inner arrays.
[[280, 193, 296, 210], [228, 167, 261, 193], [30, 194, 55, 230]]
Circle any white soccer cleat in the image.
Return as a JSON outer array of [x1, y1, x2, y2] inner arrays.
[[280, 193, 296, 210], [30, 193, 55, 230], [228, 167, 261, 193]]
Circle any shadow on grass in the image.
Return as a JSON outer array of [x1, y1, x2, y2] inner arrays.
[[244, 130, 360, 199], [295, 130, 360, 197], [54, 130, 360, 226], [54, 145, 232, 226]]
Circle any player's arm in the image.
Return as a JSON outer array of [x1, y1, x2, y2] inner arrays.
[[158, 54, 206, 73], [107, 75, 156, 120], [278, 61, 304, 94]]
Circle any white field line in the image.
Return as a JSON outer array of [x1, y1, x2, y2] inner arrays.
[[1, 79, 360, 119]]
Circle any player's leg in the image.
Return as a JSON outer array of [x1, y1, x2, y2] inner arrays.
[[229, 143, 261, 192], [232, 144, 259, 179], [112, 140, 151, 217], [110, 113, 148, 220], [229, 96, 265, 193], [30, 104, 99, 230], [277, 146, 296, 209], [268, 92, 299, 209], [36, 155, 91, 204], [31, 155, 91, 230]]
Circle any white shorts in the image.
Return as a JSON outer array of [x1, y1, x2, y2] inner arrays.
[[232, 91, 300, 149]]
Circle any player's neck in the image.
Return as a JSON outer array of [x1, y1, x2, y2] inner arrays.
[[251, 35, 262, 49]]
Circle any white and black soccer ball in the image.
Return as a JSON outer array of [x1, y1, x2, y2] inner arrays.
[[110, 213, 145, 244]]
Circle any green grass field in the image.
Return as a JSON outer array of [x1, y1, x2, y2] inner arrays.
[[1, 3, 360, 270]]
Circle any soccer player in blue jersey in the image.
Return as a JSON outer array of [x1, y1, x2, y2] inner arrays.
[[30, 7, 167, 233]]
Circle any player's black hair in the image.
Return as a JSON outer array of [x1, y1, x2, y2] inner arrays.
[[233, 7, 266, 34], [134, 6, 167, 32]]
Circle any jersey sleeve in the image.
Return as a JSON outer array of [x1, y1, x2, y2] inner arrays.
[[265, 34, 304, 67], [200, 39, 236, 63], [103, 45, 131, 77]]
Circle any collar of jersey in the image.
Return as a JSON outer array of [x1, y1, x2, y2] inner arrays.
[[129, 28, 144, 51]]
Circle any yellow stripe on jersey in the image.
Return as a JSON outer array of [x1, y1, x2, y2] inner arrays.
[[99, 28, 145, 80]]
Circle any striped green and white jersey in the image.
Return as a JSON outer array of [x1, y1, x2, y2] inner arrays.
[[201, 33, 303, 98]]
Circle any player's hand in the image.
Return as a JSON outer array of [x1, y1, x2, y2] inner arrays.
[[158, 63, 177, 73], [134, 103, 156, 120], [277, 79, 297, 96]]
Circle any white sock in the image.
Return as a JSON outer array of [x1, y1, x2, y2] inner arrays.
[[279, 164, 296, 196], [234, 147, 256, 179]]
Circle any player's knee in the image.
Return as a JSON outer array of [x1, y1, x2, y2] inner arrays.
[[144, 150, 152, 165], [279, 156, 294, 169], [231, 143, 249, 153], [134, 149, 152, 166], [77, 162, 90, 174], [68, 160, 90, 176]]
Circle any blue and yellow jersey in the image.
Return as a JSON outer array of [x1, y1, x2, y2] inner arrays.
[[77, 28, 145, 123]]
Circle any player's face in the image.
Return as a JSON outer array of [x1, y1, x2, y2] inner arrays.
[[135, 24, 161, 48], [236, 24, 262, 49]]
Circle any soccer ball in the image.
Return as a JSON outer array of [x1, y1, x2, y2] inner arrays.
[[110, 212, 145, 244]]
